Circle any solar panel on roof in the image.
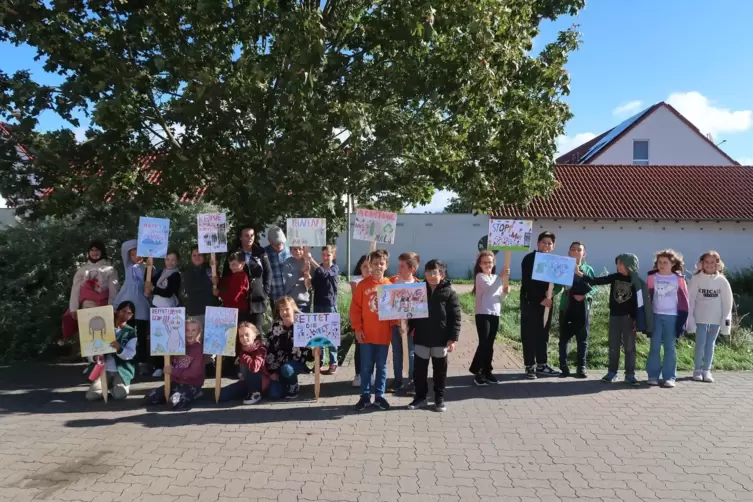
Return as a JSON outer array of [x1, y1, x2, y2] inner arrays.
[[579, 105, 654, 163]]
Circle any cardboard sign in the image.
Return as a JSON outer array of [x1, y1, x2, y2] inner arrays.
[[294, 313, 340, 348], [377, 283, 429, 320], [488, 219, 533, 251], [197, 213, 228, 254], [77, 305, 116, 357], [532, 253, 577, 287], [203, 307, 238, 357], [150, 307, 186, 355], [286, 218, 326, 247], [137, 216, 170, 258], [353, 209, 397, 244]]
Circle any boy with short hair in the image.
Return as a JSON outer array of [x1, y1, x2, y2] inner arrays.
[[520, 231, 559, 379], [408, 260, 461, 412], [309, 245, 340, 373], [387, 252, 420, 393], [350, 249, 393, 411], [556, 242, 595, 378]]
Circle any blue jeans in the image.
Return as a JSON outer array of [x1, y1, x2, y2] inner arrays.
[[646, 314, 677, 381], [694, 324, 720, 371], [360, 343, 389, 398], [268, 360, 307, 399], [314, 305, 339, 367], [219, 365, 264, 402], [391, 324, 414, 383]]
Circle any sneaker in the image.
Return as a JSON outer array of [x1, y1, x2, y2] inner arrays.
[[525, 366, 537, 379], [387, 380, 404, 393], [243, 392, 262, 405], [692, 370, 703, 381], [408, 396, 427, 410], [404, 380, 415, 396], [575, 367, 588, 379], [170, 392, 182, 407], [327, 364, 338, 375], [483, 373, 500, 384], [703, 370, 714, 383], [624, 375, 640, 386], [285, 392, 298, 400], [473, 374, 488, 387], [537, 364, 560, 376], [559, 367, 571, 378], [647, 378, 660, 386], [152, 368, 163, 378], [601, 372, 618, 383], [663, 379, 676, 388], [354, 395, 371, 412], [375, 396, 390, 410], [435, 399, 447, 413], [352, 375, 361, 388]]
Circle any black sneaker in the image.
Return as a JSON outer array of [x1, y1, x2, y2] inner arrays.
[[537, 364, 560, 376], [525, 366, 537, 379], [483, 373, 500, 384], [559, 367, 571, 378], [408, 396, 427, 410], [575, 367, 588, 379], [435, 399, 447, 412], [354, 396, 371, 412], [375, 396, 390, 410], [387, 380, 404, 393], [404, 380, 415, 396], [473, 374, 489, 387]]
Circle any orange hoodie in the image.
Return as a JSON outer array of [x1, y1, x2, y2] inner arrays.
[[350, 275, 392, 345]]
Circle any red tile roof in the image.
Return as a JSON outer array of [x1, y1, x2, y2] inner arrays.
[[492, 164, 753, 221]]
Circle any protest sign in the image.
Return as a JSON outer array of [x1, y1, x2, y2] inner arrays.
[[197, 213, 228, 254], [353, 209, 398, 245], [286, 218, 326, 247], [488, 219, 532, 251], [150, 307, 186, 355], [377, 283, 429, 320], [532, 253, 577, 287], [77, 305, 116, 358], [203, 307, 238, 357], [294, 313, 340, 348], [137, 216, 170, 258]]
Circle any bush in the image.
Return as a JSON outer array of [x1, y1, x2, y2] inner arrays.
[[0, 202, 225, 363]]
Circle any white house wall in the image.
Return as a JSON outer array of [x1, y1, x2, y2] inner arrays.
[[591, 105, 734, 166]]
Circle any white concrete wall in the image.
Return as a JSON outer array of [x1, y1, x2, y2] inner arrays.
[[591, 105, 734, 166]]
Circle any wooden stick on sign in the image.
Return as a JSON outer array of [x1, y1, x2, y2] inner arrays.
[[164, 356, 171, 402], [503, 251, 512, 291], [401, 320, 409, 380], [144, 260, 153, 297], [369, 240, 376, 253], [314, 347, 321, 401], [215, 356, 222, 404], [100, 356, 108, 403], [543, 283, 554, 328]]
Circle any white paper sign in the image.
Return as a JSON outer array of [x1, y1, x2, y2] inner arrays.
[[197, 213, 228, 254], [286, 218, 326, 247], [294, 313, 340, 348], [353, 209, 397, 244]]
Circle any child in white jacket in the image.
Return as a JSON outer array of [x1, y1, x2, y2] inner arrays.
[[687, 251, 733, 383]]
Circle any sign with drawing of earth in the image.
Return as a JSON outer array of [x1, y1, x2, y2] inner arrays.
[[293, 313, 340, 348]]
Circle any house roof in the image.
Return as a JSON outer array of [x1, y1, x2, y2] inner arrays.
[[492, 164, 753, 221], [556, 102, 740, 166]]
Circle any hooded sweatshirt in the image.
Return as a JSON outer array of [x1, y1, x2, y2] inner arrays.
[[69, 241, 119, 313], [182, 263, 219, 316], [687, 272, 734, 335], [114, 240, 151, 321], [170, 341, 205, 387], [283, 257, 310, 307]]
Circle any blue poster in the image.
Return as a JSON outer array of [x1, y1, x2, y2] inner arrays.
[[532, 253, 577, 287], [137, 216, 170, 258]]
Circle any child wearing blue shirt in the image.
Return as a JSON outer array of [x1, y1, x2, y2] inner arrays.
[[309, 245, 340, 373]]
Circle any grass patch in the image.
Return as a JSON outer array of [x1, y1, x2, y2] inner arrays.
[[458, 282, 753, 371]]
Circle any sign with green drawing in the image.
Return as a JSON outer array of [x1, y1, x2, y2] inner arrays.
[[354, 209, 397, 244]]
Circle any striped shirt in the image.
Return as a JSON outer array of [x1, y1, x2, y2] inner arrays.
[[265, 244, 291, 304]]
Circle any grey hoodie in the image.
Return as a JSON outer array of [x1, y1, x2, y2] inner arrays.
[[283, 257, 310, 307], [113, 240, 151, 321]]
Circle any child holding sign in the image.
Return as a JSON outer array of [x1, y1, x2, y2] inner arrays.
[[219, 322, 270, 404], [284, 247, 312, 313], [145, 320, 205, 410], [309, 245, 340, 373], [266, 297, 313, 399], [113, 240, 151, 375], [388, 252, 420, 393]]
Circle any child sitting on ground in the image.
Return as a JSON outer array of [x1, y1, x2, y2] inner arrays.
[[219, 322, 270, 404], [388, 252, 420, 394], [265, 297, 314, 399], [408, 260, 461, 412], [145, 319, 205, 410]]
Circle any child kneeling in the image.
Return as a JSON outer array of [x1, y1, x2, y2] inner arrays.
[[408, 260, 461, 412], [219, 322, 270, 404], [86, 301, 138, 401], [145, 319, 205, 410]]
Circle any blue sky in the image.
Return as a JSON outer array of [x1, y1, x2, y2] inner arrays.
[[2, 1, 753, 210]]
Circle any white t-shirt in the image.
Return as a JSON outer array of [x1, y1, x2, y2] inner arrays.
[[653, 273, 679, 316], [475, 273, 505, 316]]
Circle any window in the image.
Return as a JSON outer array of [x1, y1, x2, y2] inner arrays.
[[633, 140, 649, 165]]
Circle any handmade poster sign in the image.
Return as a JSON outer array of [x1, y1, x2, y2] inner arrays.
[[488, 220, 533, 251], [197, 213, 228, 254], [150, 307, 186, 355], [377, 283, 429, 320], [353, 209, 398, 245], [286, 218, 326, 247], [77, 305, 116, 358], [532, 253, 577, 287], [137, 216, 170, 258], [203, 307, 238, 357], [294, 313, 340, 348]]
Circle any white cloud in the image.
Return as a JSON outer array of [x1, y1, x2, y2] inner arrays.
[[404, 189, 456, 213], [0, 195, 6, 208], [667, 91, 752, 138], [613, 100, 644, 117], [738, 157, 753, 166], [556, 132, 597, 157]]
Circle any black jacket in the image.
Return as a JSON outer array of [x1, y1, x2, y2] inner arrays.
[[222, 246, 272, 314], [520, 251, 549, 308], [408, 281, 461, 348], [182, 264, 219, 316]]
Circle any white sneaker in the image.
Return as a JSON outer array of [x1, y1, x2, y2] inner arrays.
[[352, 375, 361, 387], [243, 392, 262, 405], [663, 379, 676, 388], [703, 370, 714, 383], [647, 379, 659, 386], [152, 369, 163, 378], [692, 370, 703, 381]]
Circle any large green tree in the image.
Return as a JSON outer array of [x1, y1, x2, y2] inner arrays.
[[1, 0, 584, 228]]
